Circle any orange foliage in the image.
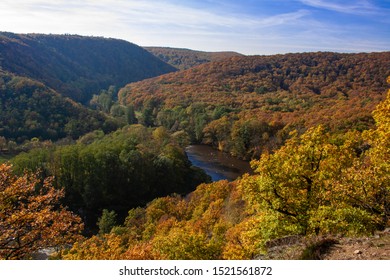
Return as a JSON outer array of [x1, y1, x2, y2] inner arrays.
[[64, 75, 390, 260], [0, 163, 83, 260], [119, 52, 389, 158]]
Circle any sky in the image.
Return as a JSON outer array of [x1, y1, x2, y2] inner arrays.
[[0, 0, 389, 55]]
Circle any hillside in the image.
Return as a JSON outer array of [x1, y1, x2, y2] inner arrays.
[[0, 70, 115, 143], [144, 47, 244, 70], [60, 86, 390, 259], [0, 32, 177, 104], [119, 51, 390, 158]]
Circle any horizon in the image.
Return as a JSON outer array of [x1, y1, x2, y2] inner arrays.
[[0, 1, 389, 55], [2, 30, 389, 56]]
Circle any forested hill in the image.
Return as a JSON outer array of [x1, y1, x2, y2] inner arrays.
[[119, 51, 390, 159], [144, 47, 244, 70], [120, 52, 390, 110], [0, 32, 177, 104], [0, 70, 115, 143]]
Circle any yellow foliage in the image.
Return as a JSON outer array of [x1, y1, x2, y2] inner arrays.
[[63, 86, 390, 259], [0, 164, 83, 260], [63, 234, 124, 260], [223, 216, 263, 260], [242, 124, 382, 236], [151, 224, 222, 259], [123, 241, 161, 260]]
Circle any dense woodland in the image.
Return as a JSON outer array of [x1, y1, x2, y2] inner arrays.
[[119, 51, 390, 159], [63, 84, 390, 259], [10, 124, 209, 231], [145, 47, 243, 70], [0, 33, 389, 259], [0, 32, 176, 104], [0, 70, 120, 144]]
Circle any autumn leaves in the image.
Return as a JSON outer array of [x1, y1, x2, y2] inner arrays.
[[0, 164, 83, 260], [2, 79, 389, 260]]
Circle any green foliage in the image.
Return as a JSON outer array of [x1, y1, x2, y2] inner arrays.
[[119, 52, 389, 159], [4, 32, 389, 260], [98, 209, 118, 235], [145, 47, 243, 70], [12, 124, 210, 230], [125, 105, 137, 125], [245, 126, 370, 235], [63, 99, 389, 260], [309, 206, 378, 236], [62, 90, 390, 258], [0, 32, 176, 104], [0, 71, 115, 142], [90, 87, 116, 113]]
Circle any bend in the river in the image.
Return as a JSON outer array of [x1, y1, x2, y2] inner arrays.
[[185, 145, 252, 182]]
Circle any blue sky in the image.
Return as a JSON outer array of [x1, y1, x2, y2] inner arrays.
[[0, 0, 389, 54]]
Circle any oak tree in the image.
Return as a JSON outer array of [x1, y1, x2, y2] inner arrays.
[[0, 164, 83, 259]]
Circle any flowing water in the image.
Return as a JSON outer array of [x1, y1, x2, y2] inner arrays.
[[185, 145, 253, 182]]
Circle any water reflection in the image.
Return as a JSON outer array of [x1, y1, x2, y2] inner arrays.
[[185, 145, 252, 182]]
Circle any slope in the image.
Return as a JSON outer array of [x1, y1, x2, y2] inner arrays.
[[0, 70, 114, 143], [119, 51, 390, 158], [144, 47, 244, 70], [0, 32, 177, 104]]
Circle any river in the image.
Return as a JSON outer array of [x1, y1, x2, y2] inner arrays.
[[185, 145, 253, 182]]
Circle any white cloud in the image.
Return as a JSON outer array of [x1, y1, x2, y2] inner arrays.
[[299, 0, 381, 15], [0, 0, 311, 53], [0, 0, 388, 54]]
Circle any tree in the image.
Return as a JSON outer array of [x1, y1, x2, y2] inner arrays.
[[231, 119, 272, 159], [365, 79, 390, 226], [125, 105, 137, 125], [244, 126, 361, 235], [333, 78, 390, 229], [203, 116, 232, 151], [97, 209, 117, 235], [0, 137, 7, 152], [89, 86, 118, 114], [0, 164, 83, 260]]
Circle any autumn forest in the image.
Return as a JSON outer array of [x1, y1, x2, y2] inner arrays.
[[0, 32, 389, 260]]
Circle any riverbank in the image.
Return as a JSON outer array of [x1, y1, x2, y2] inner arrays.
[[185, 145, 253, 181]]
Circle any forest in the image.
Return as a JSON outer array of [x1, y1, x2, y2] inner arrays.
[[145, 47, 243, 70], [10, 125, 210, 231], [0, 70, 120, 144], [0, 33, 389, 259], [61, 84, 390, 259], [0, 32, 176, 104], [7, 82, 386, 260], [119, 51, 390, 159]]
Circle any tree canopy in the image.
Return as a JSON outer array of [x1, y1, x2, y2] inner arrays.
[[62, 83, 390, 259], [119, 52, 390, 159], [11, 125, 210, 231], [0, 32, 176, 104], [0, 164, 83, 260]]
